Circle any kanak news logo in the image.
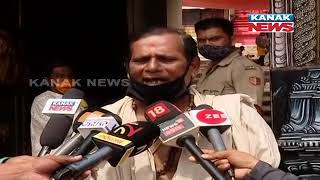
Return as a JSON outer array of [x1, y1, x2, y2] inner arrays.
[[248, 14, 294, 32], [42, 98, 81, 115]]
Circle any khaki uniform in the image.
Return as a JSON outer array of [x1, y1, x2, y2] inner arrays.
[[196, 50, 265, 107], [86, 87, 280, 180]]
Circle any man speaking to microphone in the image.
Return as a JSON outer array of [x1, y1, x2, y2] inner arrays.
[[90, 27, 279, 180]]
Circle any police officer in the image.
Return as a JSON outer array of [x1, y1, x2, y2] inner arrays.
[[194, 18, 265, 113]]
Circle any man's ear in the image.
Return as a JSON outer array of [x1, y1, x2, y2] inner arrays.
[[190, 56, 200, 79]]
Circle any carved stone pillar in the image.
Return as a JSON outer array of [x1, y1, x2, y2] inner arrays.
[[270, 0, 292, 67], [270, 0, 320, 178], [270, 0, 320, 67]]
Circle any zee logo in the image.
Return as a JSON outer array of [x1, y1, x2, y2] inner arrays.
[[248, 14, 294, 32], [196, 109, 227, 124]]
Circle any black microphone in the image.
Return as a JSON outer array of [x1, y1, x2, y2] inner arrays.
[[71, 108, 122, 156], [38, 88, 84, 156], [51, 121, 160, 180], [53, 108, 119, 155], [52, 109, 90, 156], [191, 104, 234, 179], [144, 101, 225, 180]]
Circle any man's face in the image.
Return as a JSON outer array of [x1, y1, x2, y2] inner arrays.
[[129, 33, 194, 86], [196, 27, 232, 48], [50, 66, 74, 94]]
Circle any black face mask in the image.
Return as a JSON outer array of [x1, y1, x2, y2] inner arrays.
[[198, 45, 233, 61], [126, 73, 189, 105]]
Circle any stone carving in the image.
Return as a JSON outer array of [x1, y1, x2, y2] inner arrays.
[[276, 69, 320, 177], [293, 0, 318, 66], [270, 0, 319, 67], [270, 0, 320, 178], [270, 0, 290, 68]]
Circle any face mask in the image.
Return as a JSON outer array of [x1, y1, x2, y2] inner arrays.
[[126, 74, 189, 105], [198, 45, 233, 61], [54, 79, 73, 94]]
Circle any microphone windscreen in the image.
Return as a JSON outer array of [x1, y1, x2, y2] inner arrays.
[[40, 88, 85, 148], [40, 114, 73, 148]]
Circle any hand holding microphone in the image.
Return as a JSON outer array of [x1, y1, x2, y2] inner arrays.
[[189, 105, 235, 179], [51, 121, 160, 180], [0, 155, 90, 180], [189, 149, 258, 180]]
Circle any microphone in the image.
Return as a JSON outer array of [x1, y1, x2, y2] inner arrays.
[[71, 108, 122, 156], [53, 108, 118, 155], [190, 104, 234, 179], [144, 101, 225, 180], [38, 88, 84, 156], [145, 101, 198, 147], [41, 88, 84, 116], [144, 100, 181, 124], [51, 121, 160, 180], [52, 109, 89, 155]]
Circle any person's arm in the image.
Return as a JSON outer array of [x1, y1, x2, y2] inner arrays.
[[194, 150, 297, 180], [246, 160, 298, 180], [0, 155, 90, 180]]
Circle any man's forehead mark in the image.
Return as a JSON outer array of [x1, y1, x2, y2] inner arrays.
[[147, 43, 157, 52]]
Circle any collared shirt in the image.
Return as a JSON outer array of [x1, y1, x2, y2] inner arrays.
[[196, 50, 265, 107]]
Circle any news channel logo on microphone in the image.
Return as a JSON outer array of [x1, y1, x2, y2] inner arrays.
[[248, 14, 294, 32], [42, 99, 81, 115]]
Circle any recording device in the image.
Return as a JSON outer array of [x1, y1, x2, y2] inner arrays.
[[51, 121, 160, 180], [190, 104, 234, 179], [54, 108, 120, 156], [38, 88, 84, 157], [41, 88, 84, 115], [145, 100, 198, 147], [71, 108, 122, 156], [144, 101, 225, 180]]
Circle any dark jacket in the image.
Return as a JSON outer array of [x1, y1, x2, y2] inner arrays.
[[245, 161, 298, 180]]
